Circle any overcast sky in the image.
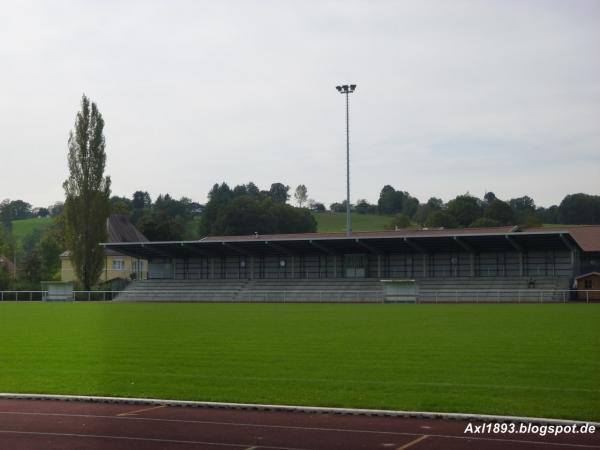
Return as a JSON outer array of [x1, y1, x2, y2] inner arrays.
[[1, 0, 599, 209]]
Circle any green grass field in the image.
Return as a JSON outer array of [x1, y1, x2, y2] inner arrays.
[[313, 212, 394, 232], [11, 217, 53, 243], [1, 303, 598, 420]]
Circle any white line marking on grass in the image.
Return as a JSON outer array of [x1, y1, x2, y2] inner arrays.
[[0, 430, 309, 450], [1, 411, 599, 448]]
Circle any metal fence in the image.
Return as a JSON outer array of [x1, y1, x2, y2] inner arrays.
[[115, 289, 384, 303], [0, 291, 118, 301], [415, 289, 600, 303], [1, 289, 599, 303]]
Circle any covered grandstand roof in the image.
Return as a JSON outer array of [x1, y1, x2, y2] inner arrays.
[[524, 225, 600, 252], [200, 226, 518, 242], [100, 225, 600, 259]]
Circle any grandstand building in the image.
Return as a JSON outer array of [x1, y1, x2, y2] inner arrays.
[[103, 225, 600, 302]]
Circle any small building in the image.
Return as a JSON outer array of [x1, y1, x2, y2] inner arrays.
[[61, 214, 148, 284], [575, 272, 600, 301], [41, 281, 74, 301]]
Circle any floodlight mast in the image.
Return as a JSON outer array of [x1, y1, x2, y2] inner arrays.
[[336, 84, 356, 236]]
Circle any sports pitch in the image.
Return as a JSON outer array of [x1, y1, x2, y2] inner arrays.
[[0, 303, 598, 421]]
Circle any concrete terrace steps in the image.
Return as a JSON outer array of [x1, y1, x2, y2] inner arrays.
[[237, 279, 384, 302], [417, 276, 571, 302], [116, 278, 384, 302], [116, 279, 250, 302], [115, 276, 572, 302]]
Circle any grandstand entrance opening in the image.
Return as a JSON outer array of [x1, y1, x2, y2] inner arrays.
[[344, 254, 367, 278]]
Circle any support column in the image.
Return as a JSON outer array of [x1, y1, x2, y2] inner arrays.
[[513, 252, 524, 277], [470, 253, 475, 277], [377, 254, 382, 278], [505, 235, 525, 276]]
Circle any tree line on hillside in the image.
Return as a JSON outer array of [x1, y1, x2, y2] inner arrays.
[[0, 211, 64, 291], [100, 181, 316, 240], [335, 187, 600, 229], [0, 199, 64, 230], [199, 182, 316, 236]]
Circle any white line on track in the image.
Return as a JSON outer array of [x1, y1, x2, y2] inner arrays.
[[0, 430, 310, 450], [1, 410, 598, 449], [117, 404, 166, 416], [396, 435, 429, 449]]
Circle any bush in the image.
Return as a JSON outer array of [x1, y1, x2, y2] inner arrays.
[[387, 213, 411, 229], [469, 218, 502, 228]]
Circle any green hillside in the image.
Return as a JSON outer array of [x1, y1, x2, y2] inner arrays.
[[312, 212, 393, 233], [11, 217, 53, 243]]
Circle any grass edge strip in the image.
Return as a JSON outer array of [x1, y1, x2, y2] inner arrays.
[[1, 393, 597, 427]]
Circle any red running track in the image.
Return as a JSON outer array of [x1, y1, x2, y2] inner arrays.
[[0, 399, 598, 450]]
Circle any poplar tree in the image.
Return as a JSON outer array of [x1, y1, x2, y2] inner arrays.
[[63, 94, 111, 290]]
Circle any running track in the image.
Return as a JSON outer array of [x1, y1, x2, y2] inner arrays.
[[0, 399, 598, 449]]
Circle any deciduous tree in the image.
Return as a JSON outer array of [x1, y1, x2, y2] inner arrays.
[[268, 183, 290, 203], [294, 185, 308, 208], [446, 195, 482, 227], [484, 199, 514, 225]]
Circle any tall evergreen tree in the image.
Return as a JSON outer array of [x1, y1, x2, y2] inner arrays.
[[63, 94, 111, 289]]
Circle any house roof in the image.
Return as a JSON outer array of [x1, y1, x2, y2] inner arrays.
[[575, 272, 600, 280], [62, 214, 147, 258], [107, 214, 148, 243], [60, 248, 123, 258], [525, 225, 600, 252]]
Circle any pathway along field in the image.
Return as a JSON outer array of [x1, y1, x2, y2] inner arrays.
[[1, 398, 598, 450], [0, 303, 598, 421]]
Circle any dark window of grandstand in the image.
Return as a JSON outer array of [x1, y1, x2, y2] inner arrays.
[[584, 280, 593, 289], [344, 254, 367, 278]]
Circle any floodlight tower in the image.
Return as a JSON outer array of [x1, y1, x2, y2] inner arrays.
[[336, 84, 357, 236]]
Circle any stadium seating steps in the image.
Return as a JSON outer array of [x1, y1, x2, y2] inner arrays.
[[115, 276, 570, 303]]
